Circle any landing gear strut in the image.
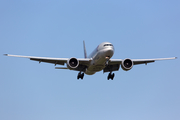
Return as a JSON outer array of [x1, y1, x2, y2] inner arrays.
[[105, 57, 110, 66], [107, 72, 115, 80], [77, 72, 84, 80]]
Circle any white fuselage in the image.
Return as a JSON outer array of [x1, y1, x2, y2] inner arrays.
[[85, 42, 114, 75]]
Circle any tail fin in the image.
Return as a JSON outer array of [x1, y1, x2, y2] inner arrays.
[[83, 41, 87, 58]]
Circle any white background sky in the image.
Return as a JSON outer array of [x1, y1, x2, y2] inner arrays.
[[0, 1, 180, 120]]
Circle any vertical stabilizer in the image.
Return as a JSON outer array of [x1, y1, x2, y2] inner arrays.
[[83, 41, 87, 58]]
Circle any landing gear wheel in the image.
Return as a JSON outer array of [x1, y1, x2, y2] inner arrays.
[[77, 72, 81, 79], [81, 73, 84, 80], [107, 73, 115, 80], [111, 73, 115, 80], [77, 72, 84, 80], [107, 73, 110, 80]]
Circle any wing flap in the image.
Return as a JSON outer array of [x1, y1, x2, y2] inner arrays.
[[55, 67, 68, 69], [133, 60, 155, 65], [30, 58, 66, 65]]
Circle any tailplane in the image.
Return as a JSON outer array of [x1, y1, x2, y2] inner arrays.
[[83, 41, 87, 58]]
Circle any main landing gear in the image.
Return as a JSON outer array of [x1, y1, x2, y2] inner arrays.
[[77, 72, 84, 80], [107, 72, 115, 80]]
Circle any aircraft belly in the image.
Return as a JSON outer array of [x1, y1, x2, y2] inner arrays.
[[88, 65, 104, 72], [86, 58, 106, 74], [85, 49, 112, 75], [84, 65, 103, 75]]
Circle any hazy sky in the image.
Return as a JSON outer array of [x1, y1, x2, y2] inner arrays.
[[0, 1, 180, 120]]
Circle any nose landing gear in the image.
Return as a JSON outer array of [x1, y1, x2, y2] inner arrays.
[[77, 72, 84, 80], [107, 72, 115, 80], [105, 56, 110, 66]]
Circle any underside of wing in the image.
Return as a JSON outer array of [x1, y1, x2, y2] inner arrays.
[[30, 58, 67, 65], [108, 57, 177, 66], [5, 54, 68, 65], [109, 59, 123, 65], [103, 59, 123, 72], [5, 54, 176, 73], [104, 57, 177, 72], [132, 57, 177, 65], [4, 54, 91, 67]]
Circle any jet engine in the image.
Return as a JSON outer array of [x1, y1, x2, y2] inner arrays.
[[121, 59, 133, 71], [67, 58, 79, 69]]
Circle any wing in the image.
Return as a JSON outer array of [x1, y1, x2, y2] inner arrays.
[[4, 54, 68, 65], [132, 57, 177, 65], [103, 57, 177, 72], [4, 54, 91, 68]]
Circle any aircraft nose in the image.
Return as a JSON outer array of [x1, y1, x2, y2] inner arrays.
[[106, 48, 114, 57]]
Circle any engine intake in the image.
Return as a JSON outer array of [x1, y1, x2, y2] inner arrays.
[[67, 58, 79, 69], [121, 59, 133, 71]]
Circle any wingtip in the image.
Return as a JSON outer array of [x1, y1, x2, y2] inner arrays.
[[175, 57, 177, 59], [4, 54, 8, 56]]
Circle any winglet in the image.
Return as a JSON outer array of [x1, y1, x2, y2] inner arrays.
[[83, 41, 87, 58]]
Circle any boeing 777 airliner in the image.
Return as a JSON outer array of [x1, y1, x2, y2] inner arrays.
[[4, 41, 176, 80]]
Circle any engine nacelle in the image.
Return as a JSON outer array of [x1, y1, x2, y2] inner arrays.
[[121, 59, 133, 71], [67, 58, 79, 69]]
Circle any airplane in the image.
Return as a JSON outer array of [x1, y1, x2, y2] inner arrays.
[[4, 41, 177, 80]]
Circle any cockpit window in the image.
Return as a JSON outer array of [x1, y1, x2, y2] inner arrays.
[[104, 44, 113, 46]]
